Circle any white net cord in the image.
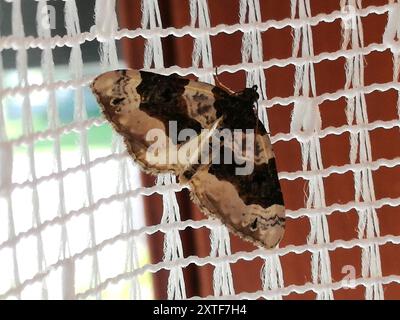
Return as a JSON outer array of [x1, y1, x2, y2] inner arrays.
[[0, 17, 19, 299], [240, 0, 285, 299], [290, 0, 333, 300], [190, 0, 235, 298], [341, 0, 384, 300], [38, 0, 73, 299], [15, 0, 49, 299], [143, 0, 187, 300]]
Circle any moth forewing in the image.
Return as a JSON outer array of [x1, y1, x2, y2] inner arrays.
[[91, 69, 285, 249]]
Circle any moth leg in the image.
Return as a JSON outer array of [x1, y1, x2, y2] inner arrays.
[[213, 67, 235, 94]]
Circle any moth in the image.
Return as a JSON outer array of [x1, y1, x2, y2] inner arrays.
[[91, 69, 285, 249]]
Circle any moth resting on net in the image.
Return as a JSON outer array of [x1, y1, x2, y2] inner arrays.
[[91, 69, 285, 249]]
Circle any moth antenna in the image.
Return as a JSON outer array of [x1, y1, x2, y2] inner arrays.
[[213, 67, 235, 94]]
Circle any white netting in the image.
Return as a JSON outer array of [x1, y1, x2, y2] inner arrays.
[[0, 0, 399, 300]]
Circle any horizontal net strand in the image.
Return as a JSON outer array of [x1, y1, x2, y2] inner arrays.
[[195, 275, 400, 300], [4, 151, 400, 195], [0, 3, 392, 50]]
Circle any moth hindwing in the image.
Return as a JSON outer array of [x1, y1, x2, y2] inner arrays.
[[91, 69, 285, 248]]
